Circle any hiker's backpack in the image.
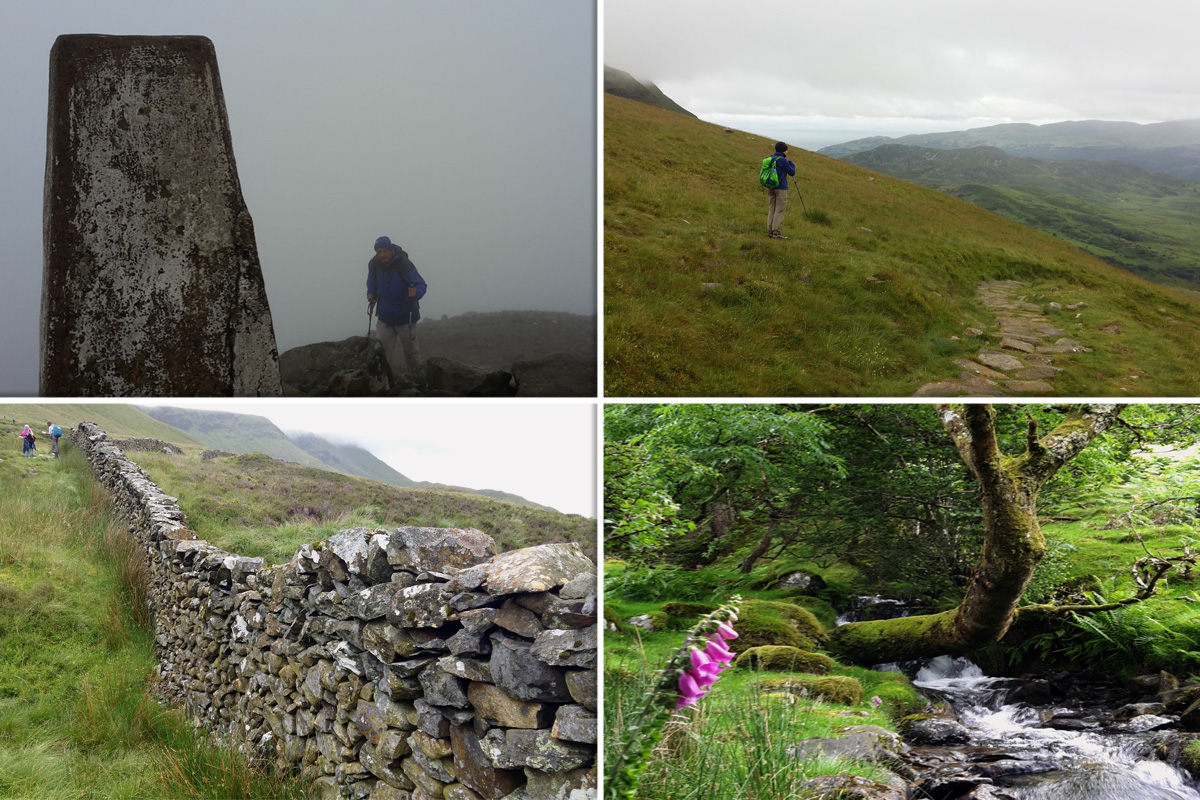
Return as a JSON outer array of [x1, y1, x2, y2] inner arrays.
[[51, 425, 61, 437], [759, 155, 782, 189]]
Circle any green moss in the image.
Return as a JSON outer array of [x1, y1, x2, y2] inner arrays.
[[728, 611, 814, 653], [603, 605, 629, 633], [755, 675, 865, 705], [726, 599, 828, 654], [778, 593, 839, 629], [1182, 740, 1200, 778], [660, 601, 717, 619], [734, 646, 835, 674]]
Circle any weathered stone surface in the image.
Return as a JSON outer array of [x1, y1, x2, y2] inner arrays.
[[438, 655, 493, 683], [975, 351, 1024, 372], [490, 632, 573, 702], [425, 357, 517, 397], [391, 583, 453, 628], [494, 599, 546, 638], [564, 671, 597, 712], [419, 665, 470, 709], [279, 337, 394, 396], [509, 353, 596, 398], [42, 34, 281, 397], [450, 724, 525, 800], [551, 705, 596, 744], [523, 768, 597, 800], [480, 729, 592, 773], [388, 527, 497, 574], [468, 682, 554, 729], [529, 629, 596, 669], [487, 544, 595, 595]]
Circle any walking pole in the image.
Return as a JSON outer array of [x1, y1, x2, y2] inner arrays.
[[790, 179, 809, 217], [367, 300, 376, 338]]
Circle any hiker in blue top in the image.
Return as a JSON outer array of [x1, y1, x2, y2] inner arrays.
[[47, 421, 62, 458], [367, 235, 428, 385], [766, 142, 797, 240]]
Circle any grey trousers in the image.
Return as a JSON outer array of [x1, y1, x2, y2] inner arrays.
[[377, 319, 421, 382], [768, 188, 788, 234]]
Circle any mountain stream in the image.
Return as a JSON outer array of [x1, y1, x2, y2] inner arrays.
[[909, 656, 1200, 799]]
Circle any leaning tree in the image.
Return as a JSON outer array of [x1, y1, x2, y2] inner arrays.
[[828, 403, 1128, 665]]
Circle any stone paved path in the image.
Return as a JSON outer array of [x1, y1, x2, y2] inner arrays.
[[914, 280, 1093, 397]]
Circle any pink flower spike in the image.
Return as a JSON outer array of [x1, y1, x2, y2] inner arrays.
[[679, 670, 702, 698], [716, 622, 739, 640], [705, 637, 734, 664], [689, 647, 715, 672]]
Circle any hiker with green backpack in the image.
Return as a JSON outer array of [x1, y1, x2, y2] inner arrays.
[[760, 142, 796, 239]]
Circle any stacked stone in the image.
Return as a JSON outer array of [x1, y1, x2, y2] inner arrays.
[[110, 437, 184, 455], [69, 422, 598, 800]]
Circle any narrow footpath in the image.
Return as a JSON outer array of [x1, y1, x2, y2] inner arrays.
[[915, 280, 1094, 397]]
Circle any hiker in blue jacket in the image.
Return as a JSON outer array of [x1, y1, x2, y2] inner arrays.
[[766, 142, 797, 239], [367, 235, 428, 384]]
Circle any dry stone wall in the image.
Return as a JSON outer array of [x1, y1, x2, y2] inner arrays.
[[70, 422, 597, 800]]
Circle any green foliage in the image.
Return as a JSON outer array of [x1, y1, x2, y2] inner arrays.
[[605, 564, 734, 604], [804, 209, 833, 226], [727, 609, 815, 654], [734, 646, 835, 674]]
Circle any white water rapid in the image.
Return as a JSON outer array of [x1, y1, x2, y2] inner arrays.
[[912, 656, 1200, 800]]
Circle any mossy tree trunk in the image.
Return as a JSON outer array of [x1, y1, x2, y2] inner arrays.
[[828, 403, 1126, 665]]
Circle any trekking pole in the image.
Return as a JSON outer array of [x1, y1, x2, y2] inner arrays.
[[790, 179, 809, 216], [367, 300, 376, 338]]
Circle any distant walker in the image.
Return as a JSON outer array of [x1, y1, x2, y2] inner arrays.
[[763, 142, 797, 240], [366, 236, 428, 384]]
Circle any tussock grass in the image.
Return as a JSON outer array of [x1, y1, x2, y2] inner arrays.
[[0, 443, 307, 799], [605, 94, 1200, 396]]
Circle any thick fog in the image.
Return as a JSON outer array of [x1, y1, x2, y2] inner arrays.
[[0, 1, 597, 396]]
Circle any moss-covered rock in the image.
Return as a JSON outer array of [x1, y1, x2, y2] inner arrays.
[[779, 593, 839, 629], [727, 610, 814, 653], [603, 605, 628, 633], [1181, 739, 1200, 779], [756, 675, 864, 706], [660, 601, 717, 619], [730, 599, 827, 654], [734, 646, 835, 674]]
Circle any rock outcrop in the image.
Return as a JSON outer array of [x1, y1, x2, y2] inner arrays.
[[70, 422, 597, 800], [42, 35, 281, 396]]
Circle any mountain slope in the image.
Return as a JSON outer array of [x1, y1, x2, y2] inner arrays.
[[842, 144, 1200, 292], [604, 65, 695, 117], [820, 119, 1200, 180], [137, 406, 328, 468], [287, 432, 418, 487], [604, 94, 1200, 397]]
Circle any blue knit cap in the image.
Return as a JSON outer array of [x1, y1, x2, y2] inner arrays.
[[374, 236, 393, 250]]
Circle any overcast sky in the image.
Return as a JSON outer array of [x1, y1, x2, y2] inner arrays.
[[606, 0, 1200, 149], [134, 399, 598, 519], [0, 0, 596, 396]]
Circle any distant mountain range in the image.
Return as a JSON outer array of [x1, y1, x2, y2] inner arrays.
[[604, 65, 695, 117], [820, 119, 1200, 181], [833, 139, 1200, 293], [133, 406, 558, 512]]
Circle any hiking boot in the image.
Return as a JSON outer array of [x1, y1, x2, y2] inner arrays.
[[769, 232, 789, 240]]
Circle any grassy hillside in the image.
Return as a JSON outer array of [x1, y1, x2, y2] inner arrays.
[[604, 65, 696, 117], [604, 94, 1200, 397], [136, 406, 328, 468], [287, 431, 417, 487], [844, 144, 1200, 292], [0, 404, 202, 445]]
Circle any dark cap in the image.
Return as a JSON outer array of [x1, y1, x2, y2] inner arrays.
[[775, 142, 788, 153], [374, 236, 393, 250]]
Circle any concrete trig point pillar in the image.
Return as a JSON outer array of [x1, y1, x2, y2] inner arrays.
[[41, 34, 282, 396]]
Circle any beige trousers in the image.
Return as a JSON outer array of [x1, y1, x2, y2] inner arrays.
[[376, 319, 422, 382], [768, 188, 788, 234]]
